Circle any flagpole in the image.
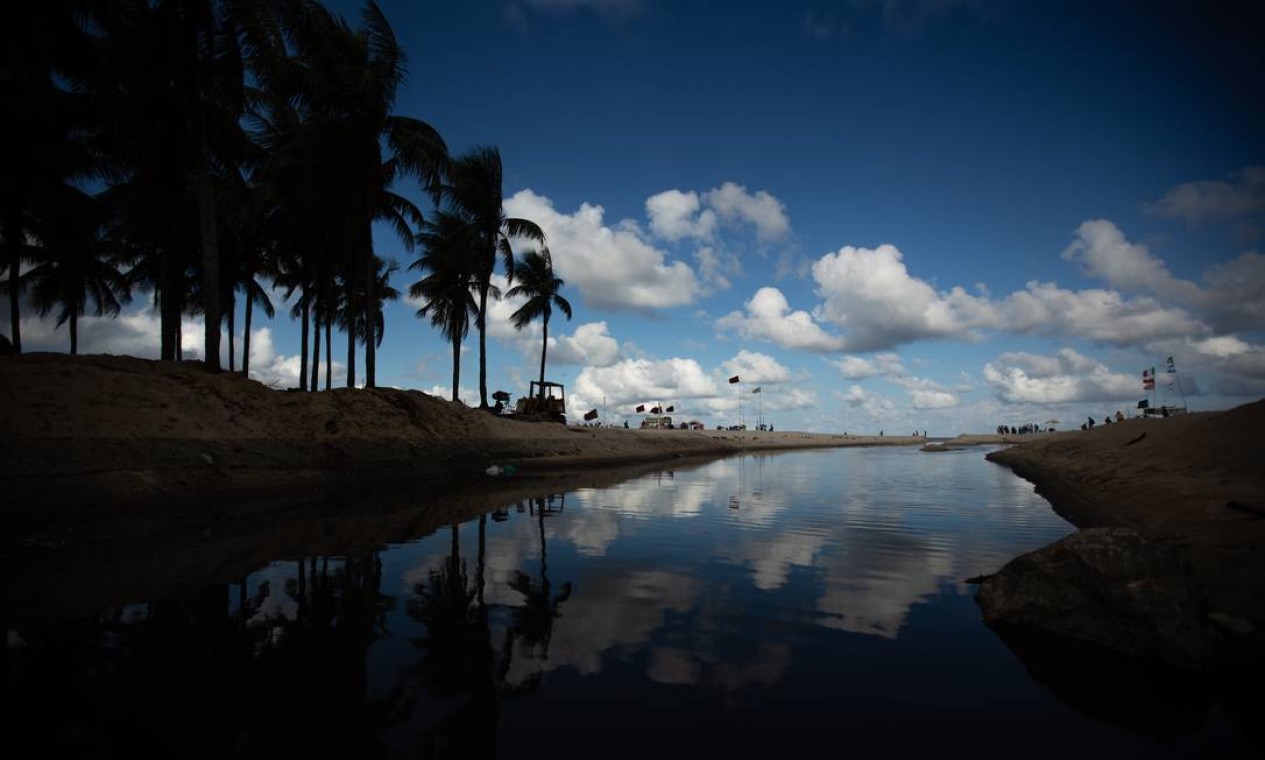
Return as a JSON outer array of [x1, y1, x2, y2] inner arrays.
[[1168, 356, 1189, 411]]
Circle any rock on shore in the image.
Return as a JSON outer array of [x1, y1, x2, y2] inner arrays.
[[979, 400, 1265, 675]]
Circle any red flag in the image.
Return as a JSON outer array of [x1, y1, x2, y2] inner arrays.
[[728, 375, 740, 384], [583, 409, 599, 421], [636, 404, 645, 412], [1143, 367, 1155, 390]]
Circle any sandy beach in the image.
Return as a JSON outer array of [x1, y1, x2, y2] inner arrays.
[[0, 353, 919, 510]]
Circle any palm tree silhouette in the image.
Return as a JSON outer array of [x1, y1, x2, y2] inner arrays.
[[261, 1, 445, 388], [411, 211, 480, 402], [2, 2, 100, 355], [443, 147, 545, 408], [507, 249, 572, 403], [23, 189, 130, 354]]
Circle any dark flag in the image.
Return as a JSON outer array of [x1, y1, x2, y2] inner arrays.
[[751, 386, 762, 394], [651, 406, 662, 414], [666, 405, 674, 413], [728, 375, 740, 384], [583, 409, 599, 421], [636, 404, 645, 412], [1137, 399, 1149, 409]]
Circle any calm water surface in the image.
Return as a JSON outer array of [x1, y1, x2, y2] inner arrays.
[[6, 448, 1254, 757]]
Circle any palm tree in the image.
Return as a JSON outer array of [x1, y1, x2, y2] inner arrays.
[[411, 212, 479, 402], [23, 189, 131, 354], [339, 255, 398, 383], [444, 147, 545, 408], [271, 0, 446, 389], [2, 1, 99, 354], [87, 0, 246, 365], [507, 250, 571, 403]]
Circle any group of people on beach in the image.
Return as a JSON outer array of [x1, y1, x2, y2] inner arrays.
[[996, 423, 1042, 435], [1082, 410, 1126, 430]]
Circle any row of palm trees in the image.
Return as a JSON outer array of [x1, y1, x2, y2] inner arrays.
[[3, 0, 571, 406]]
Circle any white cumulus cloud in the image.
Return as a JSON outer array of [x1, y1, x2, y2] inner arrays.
[[812, 243, 991, 351], [504, 189, 702, 311], [715, 287, 844, 352], [983, 348, 1139, 404]]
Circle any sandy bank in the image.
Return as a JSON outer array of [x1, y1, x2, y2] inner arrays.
[[0, 354, 919, 509], [979, 400, 1265, 675]]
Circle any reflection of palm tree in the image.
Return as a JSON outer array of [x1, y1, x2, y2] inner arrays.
[[394, 522, 501, 757], [501, 496, 573, 690]]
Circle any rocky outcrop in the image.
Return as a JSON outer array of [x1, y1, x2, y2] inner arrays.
[[976, 527, 1217, 673]]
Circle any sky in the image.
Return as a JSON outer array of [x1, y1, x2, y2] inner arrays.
[[11, 0, 1265, 435]]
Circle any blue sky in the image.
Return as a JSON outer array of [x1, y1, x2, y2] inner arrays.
[[13, 0, 1265, 434]]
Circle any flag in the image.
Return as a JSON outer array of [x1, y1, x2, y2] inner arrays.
[[651, 406, 662, 414], [728, 375, 740, 384], [752, 386, 762, 394], [1166, 356, 1176, 373], [636, 404, 645, 413], [1137, 399, 1149, 409], [1143, 367, 1155, 390], [665, 405, 674, 412], [583, 409, 599, 421]]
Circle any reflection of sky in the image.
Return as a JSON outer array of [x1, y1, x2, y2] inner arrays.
[[228, 449, 1072, 703], [377, 448, 1073, 700]]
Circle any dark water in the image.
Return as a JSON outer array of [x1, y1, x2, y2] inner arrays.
[[4, 448, 1255, 758]]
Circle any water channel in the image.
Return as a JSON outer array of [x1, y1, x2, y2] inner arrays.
[[3, 447, 1254, 757]]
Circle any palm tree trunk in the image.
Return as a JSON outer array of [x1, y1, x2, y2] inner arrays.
[[477, 283, 489, 408], [70, 311, 78, 355], [364, 248, 376, 389], [242, 294, 252, 378], [346, 305, 356, 388], [226, 291, 236, 373], [196, 171, 221, 372], [299, 296, 309, 391], [4, 213, 20, 354], [311, 307, 321, 391], [324, 315, 332, 390], [346, 324, 356, 387], [538, 314, 549, 401], [183, 0, 220, 373], [159, 257, 181, 361], [452, 333, 461, 402]]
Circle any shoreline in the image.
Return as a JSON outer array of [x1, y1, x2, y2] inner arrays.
[[0, 353, 921, 510], [979, 401, 1265, 675]]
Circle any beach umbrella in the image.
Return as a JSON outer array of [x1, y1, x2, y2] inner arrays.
[[1045, 419, 1059, 424]]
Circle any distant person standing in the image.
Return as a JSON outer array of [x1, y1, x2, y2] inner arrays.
[[1087, 416, 1095, 428], [1115, 410, 1124, 422]]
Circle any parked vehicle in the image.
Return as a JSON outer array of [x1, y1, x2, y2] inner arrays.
[[513, 381, 566, 422]]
